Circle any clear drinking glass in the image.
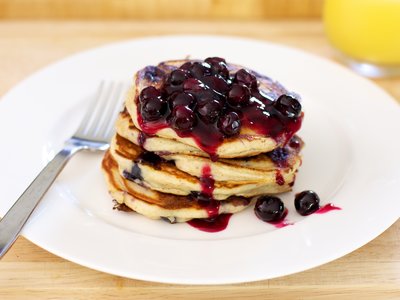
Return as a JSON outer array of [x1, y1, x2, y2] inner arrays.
[[323, 0, 400, 77]]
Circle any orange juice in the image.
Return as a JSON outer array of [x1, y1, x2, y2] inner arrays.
[[324, 0, 400, 66]]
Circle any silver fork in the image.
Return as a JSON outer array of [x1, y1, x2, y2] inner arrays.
[[0, 81, 127, 258]]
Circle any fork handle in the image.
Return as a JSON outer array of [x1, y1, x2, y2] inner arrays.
[[0, 144, 81, 258]]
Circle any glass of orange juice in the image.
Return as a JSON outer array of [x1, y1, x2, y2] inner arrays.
[[323, 0, 400, 77]]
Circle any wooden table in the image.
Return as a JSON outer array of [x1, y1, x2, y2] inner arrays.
[[0, 20, 399, 299]]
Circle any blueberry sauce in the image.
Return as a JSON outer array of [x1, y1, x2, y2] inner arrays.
[[187, 164, 233, 232], [138, 131, 147, 147], [275, 170, 285, 186], [136, 58, 303, 160], [267, 209, 293, 228], [315, 203, 342, 214], [239, 97, 303, 142], [197, 164, 220, 218], [137, 111, 170, 135], [190, 118, 223, 162], [187, 214, 232, 232], [200, 164, 215, 197]]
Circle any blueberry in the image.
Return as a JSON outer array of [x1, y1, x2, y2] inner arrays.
[[274, 94, 302, 119], [139, 86, 161, 103], [180, 61, 193, 71], [139, 87, 167, 121], [163, 83, 183, 96], [143, 66, 164, 82], [123, 164, 142, 181], [234, 69, 257, 88], [289, 135, 302, 150], [183, 78, 207, 92], [162, 70, 189, 96], [170, 105, 196, 132], [254, 196, 285, 222], [267, 148, 289, 165], [138, 151, 163, 166], [218, 111, 241, 137], [205, 57, 225, 65], [202, 75, 230, 95], [294, 190, 320, 216], [141, 97, 167, 121], [189, 62, 212, 78], [190, 191, 212, 204], [169, 92, 195, 108], [205, 57, 229, 78], [251, 88, 273, 104], [196, 98, 223, 123], [227, 84, 250, 106], [168, 69, 188, 85], [194, 90, 215, 106]]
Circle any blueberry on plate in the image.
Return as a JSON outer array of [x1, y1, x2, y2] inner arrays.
[[294, 190, 320, 216], [254, 196, 285, 222]]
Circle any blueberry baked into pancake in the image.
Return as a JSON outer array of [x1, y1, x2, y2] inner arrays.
[[102, 57, 304, 225]]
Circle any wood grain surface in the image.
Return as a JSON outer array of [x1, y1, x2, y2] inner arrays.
[[0, 20, 399, 300], [0, 0, 323, 19]]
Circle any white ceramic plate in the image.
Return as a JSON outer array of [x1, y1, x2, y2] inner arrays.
[[0, 36, 399, 284]]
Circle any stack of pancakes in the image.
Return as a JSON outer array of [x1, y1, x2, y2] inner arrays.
[[102, 59, 304, 223]]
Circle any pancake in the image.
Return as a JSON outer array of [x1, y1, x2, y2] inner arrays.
[[102, 151, 253, 223], [116, 109, 206, 157], [161, 142, 302, 182], [115, 111, 303, 180], [124, 59, 303, 159], [101, 57, 305, 224], [109, 133, 300, 200]]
